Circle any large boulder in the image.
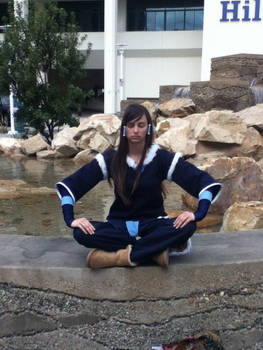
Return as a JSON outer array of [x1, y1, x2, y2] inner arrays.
[[158, 98, 195, 119], [74, 114, 120, 151], [52, 127, 79, 157], [183, 156, 263, 214], [0, 137, 23, 157], [155, 118, 197, 156], [141, 100, 157, 123], [195, 127, 263, 161], [21, 134, 49, 156], [221, 201, 263, 232], [36, 149, 65, 160], [190, 80, 255, 113], [237, 104, 263, 131], [192, 110, 247, 145]]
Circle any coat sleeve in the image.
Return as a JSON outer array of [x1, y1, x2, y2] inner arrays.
[[55, 150, 114, 203], [160, 149, 222, 203]]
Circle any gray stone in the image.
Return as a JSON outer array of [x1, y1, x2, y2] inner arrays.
[[0, 312, 56, 337]]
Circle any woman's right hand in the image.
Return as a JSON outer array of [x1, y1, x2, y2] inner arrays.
[[71, 218, 95, 235]]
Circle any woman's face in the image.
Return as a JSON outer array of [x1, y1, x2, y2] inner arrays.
[[125, 114, 148, 145]]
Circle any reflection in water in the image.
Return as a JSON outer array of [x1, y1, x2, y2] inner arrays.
[[0, 156, 184, 237]]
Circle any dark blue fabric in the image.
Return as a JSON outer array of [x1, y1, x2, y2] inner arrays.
[[194, 199, 211, 222], [73, 217, 196, 264], [62, 204, 74, 227], [57, 146, 221, 222], [59, 186, 74, 227]]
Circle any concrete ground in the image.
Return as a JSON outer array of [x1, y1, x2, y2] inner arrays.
[[0, 230, 263, 349]]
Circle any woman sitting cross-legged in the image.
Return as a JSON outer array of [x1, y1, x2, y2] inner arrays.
[[56, 104, 221, 268]]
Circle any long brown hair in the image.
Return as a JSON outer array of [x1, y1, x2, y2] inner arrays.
[[110, 104, 153, 206]]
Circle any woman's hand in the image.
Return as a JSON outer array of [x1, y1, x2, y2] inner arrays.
[[173, 211, 195, 229], [71, 218, 95, 235]]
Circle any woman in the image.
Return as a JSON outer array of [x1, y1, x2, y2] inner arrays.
[[56, 104, 221, 268]]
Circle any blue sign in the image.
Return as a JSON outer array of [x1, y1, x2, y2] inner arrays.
[[220, 0, 261, 21]]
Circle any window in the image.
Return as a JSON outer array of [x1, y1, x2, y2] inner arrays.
[[127, 0, 204, 31], [0, 4, 8, 27], [58, 1, 104, 32]]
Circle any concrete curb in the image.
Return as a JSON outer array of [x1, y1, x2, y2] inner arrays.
[[0, 230, 262, 300]]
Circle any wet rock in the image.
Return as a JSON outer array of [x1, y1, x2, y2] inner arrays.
[[158, 98, 195, 118], [36, 149, 65, 160], [21, 134, 49, 156], [52, 127, 79, 157], [184, 156, 263, 214], [221, 201, 263, 232], [0, 179, 55, 199]]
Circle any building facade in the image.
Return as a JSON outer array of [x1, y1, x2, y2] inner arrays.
[[1, 0, 263, 112]]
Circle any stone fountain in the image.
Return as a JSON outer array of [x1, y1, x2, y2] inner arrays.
[[159, 53, 263, 112]]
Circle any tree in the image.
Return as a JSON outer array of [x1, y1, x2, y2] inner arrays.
[[0, 0, 92, 142]]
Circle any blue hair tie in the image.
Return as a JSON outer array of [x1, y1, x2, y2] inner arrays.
[[147, 124, 151, 135], [122, 126, 126, 137]]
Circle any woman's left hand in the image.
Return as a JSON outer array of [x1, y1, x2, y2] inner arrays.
[[173, 211, 195, 229]]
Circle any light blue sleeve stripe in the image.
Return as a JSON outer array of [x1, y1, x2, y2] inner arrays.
[[61, 196, 74, 206], [199, 190, 212, 202]]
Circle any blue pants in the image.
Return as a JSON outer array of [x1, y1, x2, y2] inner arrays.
[[73, 217, 196, 264]]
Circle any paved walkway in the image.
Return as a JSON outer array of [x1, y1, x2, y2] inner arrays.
[[0, 230, 262, 349]]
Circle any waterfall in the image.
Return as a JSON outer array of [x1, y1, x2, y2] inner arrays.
[[172, 86, 190, 98], [251, 85, 263, 104]]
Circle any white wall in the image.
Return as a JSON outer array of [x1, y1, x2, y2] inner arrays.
[[201, 0, 263, 81], [125, 56, 202, 98]]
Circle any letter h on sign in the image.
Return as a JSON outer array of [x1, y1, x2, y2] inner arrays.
[[220, 0, 261, 22]]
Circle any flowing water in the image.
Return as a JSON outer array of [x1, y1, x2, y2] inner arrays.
[[0, 155, 185, 237]]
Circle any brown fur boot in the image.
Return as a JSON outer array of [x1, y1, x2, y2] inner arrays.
[[153, 249, 169, 268], [86, 245, 136, 269]]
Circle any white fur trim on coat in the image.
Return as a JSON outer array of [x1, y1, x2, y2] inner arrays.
[[95, 153, 108, 180], [167, 152, 182, 181], [126, 144, 160, 169]]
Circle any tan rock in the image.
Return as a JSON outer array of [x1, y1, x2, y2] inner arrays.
[[89, 133, 110, 153], [52, 127, 79, 157], [184, 156, 263, 214], [195, 127, 263, 160], [0, 137, 23, 156], [74, 114, 121, 141], [193, 110, 247, 145], [74, 149, 97, 164], [0, 179, 55, 199], [238, 104, 263, 130], [166, 209, 222, 230], [36, 149, 65, 159], [76, 130, 96, 150], [141, 101, 157, 123], [221, 201, 263, 232], [21, 134, 49, 155], [158, 98, 196, 118], [155, 118, 197, 156]]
